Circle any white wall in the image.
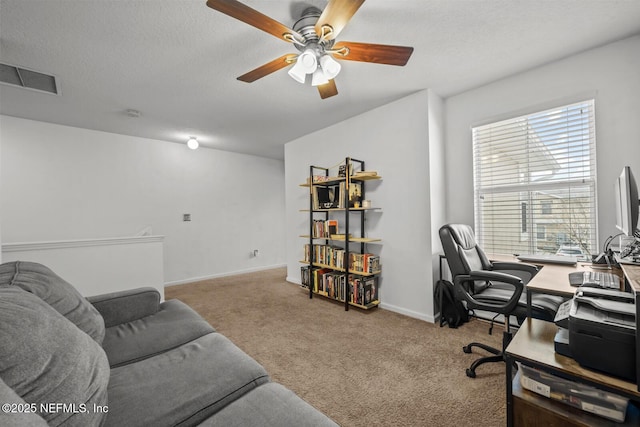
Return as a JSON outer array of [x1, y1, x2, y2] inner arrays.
[[285, 90, 445, 322], [445, 35, 640, 246], [0, 116, 286, 287], [428, 91, 446, 293], [2, 236, 164, 298], [0, 132, 2, 265]]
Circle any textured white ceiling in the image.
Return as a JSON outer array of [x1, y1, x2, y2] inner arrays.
[[1, 0, 640, 159]]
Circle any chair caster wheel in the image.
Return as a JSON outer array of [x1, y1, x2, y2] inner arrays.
[[466, 368, 476, 378], [463, 345, 472, 354]]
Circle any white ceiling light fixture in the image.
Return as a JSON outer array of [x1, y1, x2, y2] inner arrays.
[[310, 53, 342, 86], [311, 67, 329, 87], [319, 54, 341, 79], [187, 137, 199, 150], [287, 48, 318, 83]]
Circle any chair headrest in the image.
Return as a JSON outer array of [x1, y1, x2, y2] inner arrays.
[[445, 224, 478, 250]]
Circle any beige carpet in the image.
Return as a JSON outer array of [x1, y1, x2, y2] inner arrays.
[[165, 268, 506, 427]]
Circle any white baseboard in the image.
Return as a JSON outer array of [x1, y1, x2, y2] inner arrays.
[[286, 277, 435, 323], [380, 302, 435, 323], [165, 263, 286, 287], [286, 276, 301, 285]]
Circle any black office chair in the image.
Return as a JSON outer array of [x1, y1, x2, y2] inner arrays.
[[439, 224, 563, 378]]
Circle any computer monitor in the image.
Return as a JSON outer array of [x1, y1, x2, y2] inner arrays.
[[614, 166, 639, 237]]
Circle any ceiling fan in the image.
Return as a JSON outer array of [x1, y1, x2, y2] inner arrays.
[[206, 0, 414, 99]]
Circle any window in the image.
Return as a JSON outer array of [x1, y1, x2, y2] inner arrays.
[[472, 100, 597, 259]]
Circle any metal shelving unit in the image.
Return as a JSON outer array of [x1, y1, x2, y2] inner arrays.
[[300, 157, 381, 311]]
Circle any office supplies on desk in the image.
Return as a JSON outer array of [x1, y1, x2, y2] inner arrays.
[[516, 253, 577, 265], [568, 271, 621, 289], [568, 289, 636, 381]]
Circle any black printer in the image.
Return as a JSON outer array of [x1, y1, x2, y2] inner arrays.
[[567, 287, 636, 381]]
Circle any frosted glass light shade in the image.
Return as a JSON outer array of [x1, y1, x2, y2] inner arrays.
[[288, 49, 317, 84], [311, 69, 329, 86], [320, 55, 341, 79], [187, 137, 199, 150]]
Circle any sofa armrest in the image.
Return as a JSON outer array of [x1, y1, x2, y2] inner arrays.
[[87, 287, 160, 327]]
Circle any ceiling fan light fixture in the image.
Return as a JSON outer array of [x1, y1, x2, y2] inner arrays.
[[187, 137, 199, 150], [288, 49, 317, 84], [320, 54, 341, 79], [287, 62, 307, 83], [311, 68, 329, 87]]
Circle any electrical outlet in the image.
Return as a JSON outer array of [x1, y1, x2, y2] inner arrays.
[[183, 214, 191, 222], [252, 249, 259, 257]]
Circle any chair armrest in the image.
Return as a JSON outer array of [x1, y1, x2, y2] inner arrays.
[[454, 270, 524, 315], [491, 261, 538, 277], [87, 287, 160, 327]]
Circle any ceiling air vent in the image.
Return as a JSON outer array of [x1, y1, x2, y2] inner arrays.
[[0, 63, 60, 95]]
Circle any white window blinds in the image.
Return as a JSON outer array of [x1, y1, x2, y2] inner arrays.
[[472, 100, 597, 259]]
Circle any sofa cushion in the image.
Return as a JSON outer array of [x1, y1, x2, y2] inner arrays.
[[198, 383, 339, 427], [0, 261, 105, 344], [105, 332, 269, 427], [0, 286, 110, 427], [102, 299, 216, 367]]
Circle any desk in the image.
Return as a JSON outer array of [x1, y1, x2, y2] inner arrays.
[[505, 263, 640, 426], [506, 319, 640, 426], [490, 254, 623, 318]]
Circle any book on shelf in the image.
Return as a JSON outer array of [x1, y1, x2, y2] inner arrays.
[[312, 268, 332, 294], [305, 244, 380, 274], [348, 253, 380, 274], [326, 220, 338, 236], [311, 219, 339, 238], [363, 277, 378, 304], [303, 259, 379, 305]]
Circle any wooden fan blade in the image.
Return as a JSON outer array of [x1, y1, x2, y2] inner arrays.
[[333, 41, 414, 66], [207, 0, 302, 43], [237, 54, 297, 83], [318, 80, 338, 99], [315, 0, 365, 41]]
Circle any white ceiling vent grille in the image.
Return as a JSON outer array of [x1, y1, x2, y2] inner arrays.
[[0, 63, 60, 95]]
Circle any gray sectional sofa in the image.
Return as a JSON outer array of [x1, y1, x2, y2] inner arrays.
[[0, 261, 337, 426]]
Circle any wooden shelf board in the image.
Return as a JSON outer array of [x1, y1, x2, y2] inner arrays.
[[299, 207, 381, 212], [299, 175, 381, 187], [298, 261, 380, 276], [299, 235, 381, 243], [351, 175, 381, 182]]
